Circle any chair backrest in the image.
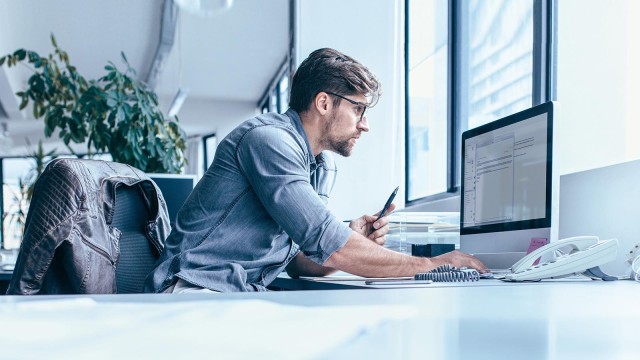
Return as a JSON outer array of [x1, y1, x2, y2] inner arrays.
[[112, 184, 158, 294], [7, 159, 168, 295]]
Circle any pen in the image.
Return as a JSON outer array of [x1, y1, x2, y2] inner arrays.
[[365, 279, 433, 285], [369, 186, 399, 233]]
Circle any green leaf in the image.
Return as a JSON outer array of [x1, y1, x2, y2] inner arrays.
[[50, 33, 58, 48], [13, 49, 26, 61], [44, 121, 53, 137], [0, 56, 5, 66], [27, 51, 40, 63], [32, 102, 40, 119], [19, 96, 28, 110]]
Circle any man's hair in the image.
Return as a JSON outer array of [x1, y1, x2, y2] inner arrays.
[[289, 48, 381, 113]]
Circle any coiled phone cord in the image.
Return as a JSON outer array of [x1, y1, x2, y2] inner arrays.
[[415, 264, 480, 282]]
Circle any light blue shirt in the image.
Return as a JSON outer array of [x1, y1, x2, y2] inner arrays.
[[145, 109, 352, 292]]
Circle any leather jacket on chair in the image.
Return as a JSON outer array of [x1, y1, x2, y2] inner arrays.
[[6, 159, 171, 295]]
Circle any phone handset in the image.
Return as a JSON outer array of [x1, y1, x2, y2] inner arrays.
[[504, 236, 619, 281], [511, 236, 599, 273]]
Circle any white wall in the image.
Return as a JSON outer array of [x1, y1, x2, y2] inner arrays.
[[161, 96, 258, 141], [296, 0, 405, 221], [555, 0, 640, 176]]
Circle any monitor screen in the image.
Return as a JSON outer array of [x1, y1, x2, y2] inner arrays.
[[460, 102, 555, 268], [148, 174, 196, 226]]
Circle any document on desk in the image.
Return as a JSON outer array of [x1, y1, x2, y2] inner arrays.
[[300, 271, 412, 282]]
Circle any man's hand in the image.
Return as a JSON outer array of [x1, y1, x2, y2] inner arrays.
[[349, 203, 396, 245], [430, 250, 489, 273]]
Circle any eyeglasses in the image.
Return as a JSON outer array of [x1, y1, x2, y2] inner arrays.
[[325, 91, 369, 122]]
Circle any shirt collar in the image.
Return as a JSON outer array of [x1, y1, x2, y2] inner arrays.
[[285, 108, 324, 167]]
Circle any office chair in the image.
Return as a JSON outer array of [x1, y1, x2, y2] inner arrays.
[[6, 159, 170, 295], [112, 184, 161, 293]]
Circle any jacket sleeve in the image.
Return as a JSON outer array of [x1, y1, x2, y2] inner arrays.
[[6, 166, 79, 295], [7, 220, 75, 295]]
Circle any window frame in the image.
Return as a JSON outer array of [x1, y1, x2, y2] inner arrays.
[[202, 132, 217, 173], [0, 152, 113, 249], [257, 58, 292, 114], [404, 0, 557, 207]]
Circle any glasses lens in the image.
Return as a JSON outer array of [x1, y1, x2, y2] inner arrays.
[[327, 92, 368, 121], [359, 106, 367, 121]]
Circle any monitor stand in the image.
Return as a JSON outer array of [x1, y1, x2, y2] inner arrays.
[[461, 227, 552, 270], [470, 252, 527, 270]]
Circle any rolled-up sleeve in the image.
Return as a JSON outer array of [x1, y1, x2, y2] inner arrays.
[[236, 124, 351, 264]]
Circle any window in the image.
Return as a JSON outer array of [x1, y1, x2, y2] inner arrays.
[[458, 0, 534, 130], [258, 59, 291, 114], [406, 0, 449, 201], [0, 152, 112, 249], [406, 0, 550, 205], [1, 158, 33, 249], [278, 75, 290, 114]]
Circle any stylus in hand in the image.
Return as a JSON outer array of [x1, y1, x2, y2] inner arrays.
[[369, 186, 399, 233]]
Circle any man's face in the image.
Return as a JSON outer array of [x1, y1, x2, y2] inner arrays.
[[321, 93, 370, 157]]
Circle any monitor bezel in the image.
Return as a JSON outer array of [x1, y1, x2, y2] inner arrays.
[[460, 101, 554, 235], [147, 173, 197, 225]]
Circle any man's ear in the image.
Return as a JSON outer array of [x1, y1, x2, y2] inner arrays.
[[314, 92, 331, 116]]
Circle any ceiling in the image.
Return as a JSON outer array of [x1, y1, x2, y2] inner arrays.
[[0, 0, 290, 152]]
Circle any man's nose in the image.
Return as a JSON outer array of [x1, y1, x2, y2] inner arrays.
[[358, 115, 369, 132]]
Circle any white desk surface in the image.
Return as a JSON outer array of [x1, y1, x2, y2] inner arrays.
[[272, 271, 593, 289], [1, 280, 638, 359]]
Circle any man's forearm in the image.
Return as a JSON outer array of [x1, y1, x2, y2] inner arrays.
[[323, 231, 441, 277], [286, 252, 337, 278]]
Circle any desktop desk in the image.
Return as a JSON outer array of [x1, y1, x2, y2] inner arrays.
[[0, 280, 638, 359], [270, 271, 553, 290]]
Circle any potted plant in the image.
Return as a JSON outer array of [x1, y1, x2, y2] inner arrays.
[[0, 34, 186, 173]]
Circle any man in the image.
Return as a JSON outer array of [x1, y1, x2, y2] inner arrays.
[[144, 48, 485, 293]]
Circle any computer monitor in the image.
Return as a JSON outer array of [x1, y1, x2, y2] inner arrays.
[[460, 101, 556, 269], [148, 174, 196, 226]]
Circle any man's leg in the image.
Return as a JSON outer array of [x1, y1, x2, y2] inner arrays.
[[162, 278, 220, 294]]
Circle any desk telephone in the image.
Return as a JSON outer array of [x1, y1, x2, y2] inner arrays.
[[503, 236, 619, 281]]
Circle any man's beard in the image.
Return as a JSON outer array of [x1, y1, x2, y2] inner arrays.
[[322, 111, 358, 157]]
